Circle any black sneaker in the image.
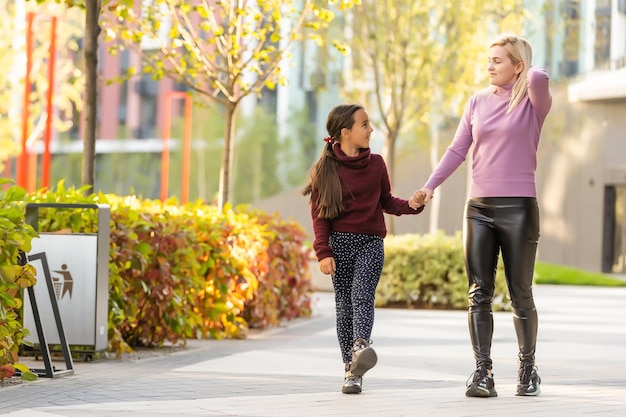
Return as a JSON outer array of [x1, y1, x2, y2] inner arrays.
[[465, 368, 497, 397], [516, 364, 541, 396], [350, 338, 377, 377]]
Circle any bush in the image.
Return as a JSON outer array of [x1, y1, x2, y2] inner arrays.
[[0, 180, 38, 382], [377, 231, 510, 311], [21, 182, 312, 355], [243, 209, 313, 328]]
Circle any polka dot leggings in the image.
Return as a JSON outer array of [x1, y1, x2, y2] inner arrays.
[[329, 231, 385, 364]]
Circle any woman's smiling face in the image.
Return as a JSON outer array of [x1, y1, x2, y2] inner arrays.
[[487, 45, 523, 86]]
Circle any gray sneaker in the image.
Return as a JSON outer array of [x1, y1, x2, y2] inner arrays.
[[342, 362, 362, 394], [350, 338, 377, 377]]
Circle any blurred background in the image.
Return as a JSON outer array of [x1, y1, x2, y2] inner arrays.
[[0, 0, 624, 275]]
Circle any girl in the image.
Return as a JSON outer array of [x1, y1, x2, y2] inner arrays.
[[303, 104, 424, 394]]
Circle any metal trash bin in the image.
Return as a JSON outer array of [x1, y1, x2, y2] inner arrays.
[[23, 203, 110, 361]]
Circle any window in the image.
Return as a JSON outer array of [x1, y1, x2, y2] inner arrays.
[[594, 0, 611, 67]]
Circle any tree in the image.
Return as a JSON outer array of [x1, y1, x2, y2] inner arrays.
[[82, 0, 101, 192], [346, 0, 525, 233], [102, 0, 351, 209]]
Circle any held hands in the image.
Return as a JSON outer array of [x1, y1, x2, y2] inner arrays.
[[409, 188, 434, 210], [319, 257, 336, 276]]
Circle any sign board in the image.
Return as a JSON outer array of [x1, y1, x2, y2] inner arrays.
[[24, 233, 104, 346]]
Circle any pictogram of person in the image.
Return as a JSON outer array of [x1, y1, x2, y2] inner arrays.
[[53, 264, 74, 300]]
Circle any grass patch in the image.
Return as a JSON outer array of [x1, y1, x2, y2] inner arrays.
[[534, 262, 626, 286]]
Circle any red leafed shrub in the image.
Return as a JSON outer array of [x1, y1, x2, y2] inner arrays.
[[242, 209, 313, 328], [21, 182, 313, 357], [108, 203, 199, 349], [182, 201, 260, 340]]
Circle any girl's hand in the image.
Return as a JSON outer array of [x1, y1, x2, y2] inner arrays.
[[319, 257, 336, 276], [410, 188, 434, 209]]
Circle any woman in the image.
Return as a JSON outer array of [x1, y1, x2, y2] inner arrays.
[[303, 104, 424, 394], [410, 34, 552, 397]]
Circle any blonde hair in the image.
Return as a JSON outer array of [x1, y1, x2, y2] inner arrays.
[[490, 34, 532, 114]]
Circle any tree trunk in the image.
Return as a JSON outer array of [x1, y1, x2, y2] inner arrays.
[[428, 111, 442, 234], [218, 101, 238, 209], [82, 0, 101, 194], [382, 132, 398, 235]]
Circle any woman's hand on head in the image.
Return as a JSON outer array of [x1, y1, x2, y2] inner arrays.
[[319, 257, 336, 276]]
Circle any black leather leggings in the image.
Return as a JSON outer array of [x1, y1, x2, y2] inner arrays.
[[464, 197, 540, 370]]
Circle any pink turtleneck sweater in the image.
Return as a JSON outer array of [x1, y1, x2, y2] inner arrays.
[[424, 67, 552, 197]]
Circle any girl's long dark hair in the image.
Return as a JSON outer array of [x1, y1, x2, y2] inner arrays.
[[302, 104, 363, 219]]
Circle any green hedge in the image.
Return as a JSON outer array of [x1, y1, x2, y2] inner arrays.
[[377, 231, 511, 311], [21, 182, 313, 354], [0, 180, 38, 382], [0, 180, 313, 379]]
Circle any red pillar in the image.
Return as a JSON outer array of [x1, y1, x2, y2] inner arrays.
[[17, 12, 35, 190], [41, 16, 58, 189]]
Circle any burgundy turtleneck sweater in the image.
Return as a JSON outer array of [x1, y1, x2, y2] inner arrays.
[[310, 146, 423, 262]]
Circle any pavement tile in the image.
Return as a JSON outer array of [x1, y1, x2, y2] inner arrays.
[[0, 284, 625, 416]]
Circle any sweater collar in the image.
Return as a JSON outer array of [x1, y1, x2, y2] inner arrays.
[[334, 145, 371, 169], [494, 82, 514, 97]]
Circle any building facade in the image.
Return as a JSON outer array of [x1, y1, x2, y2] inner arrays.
[[544, 0, 626, 273]]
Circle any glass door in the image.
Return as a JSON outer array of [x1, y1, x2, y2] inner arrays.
[[612, 187, 626, 273]]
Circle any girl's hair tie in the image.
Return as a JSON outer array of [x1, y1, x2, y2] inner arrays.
[[323, 136, 334, 144]]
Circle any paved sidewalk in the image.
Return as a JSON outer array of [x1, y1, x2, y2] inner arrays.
[[1, 284, 625, 416]]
